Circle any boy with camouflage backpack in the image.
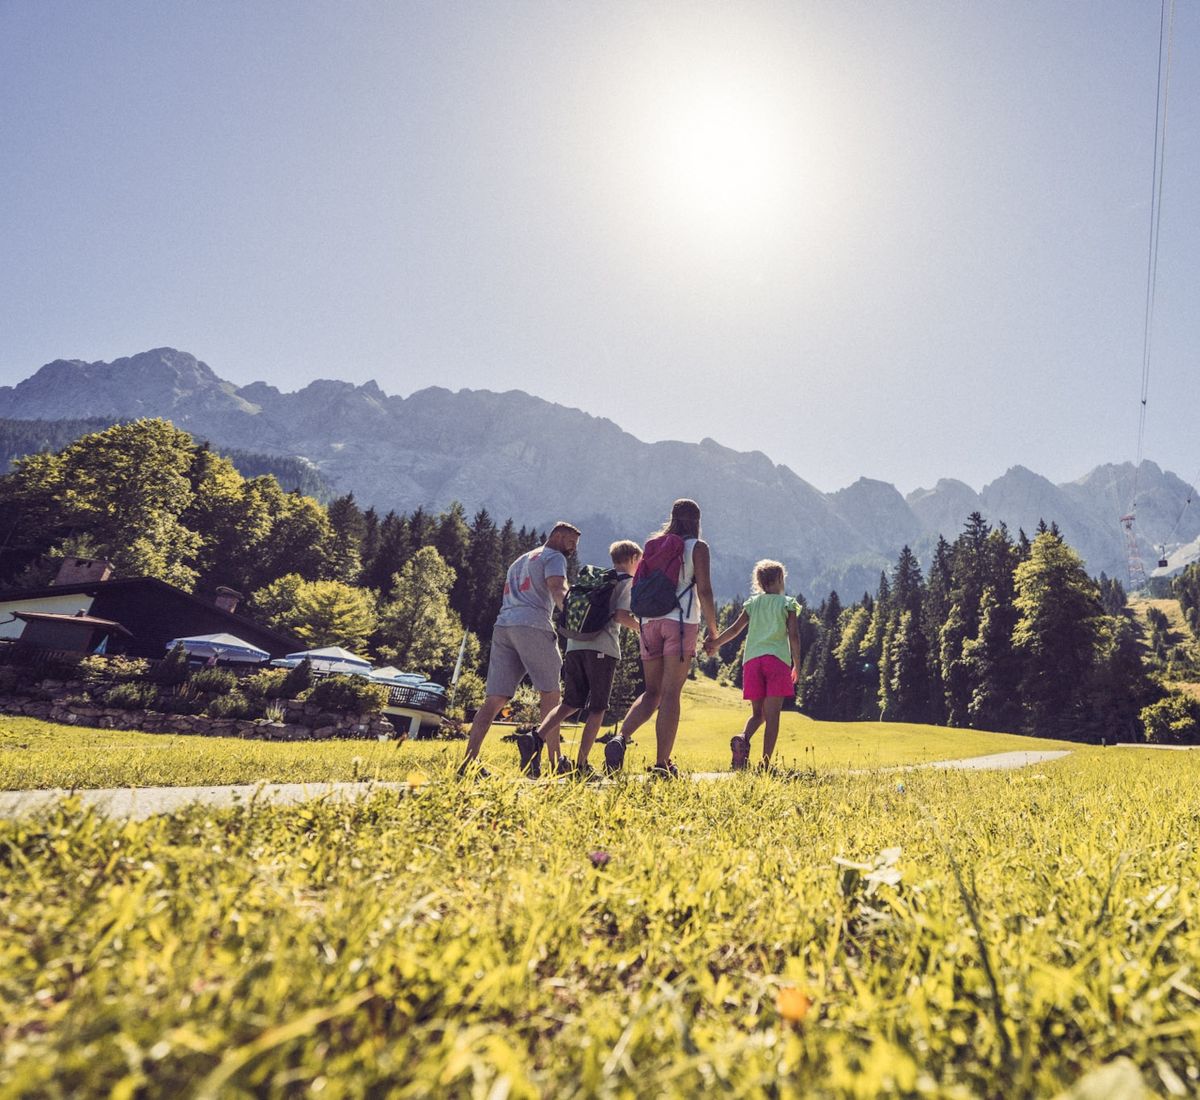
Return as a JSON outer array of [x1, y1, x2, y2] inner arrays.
[[517, 540, 642, 777]]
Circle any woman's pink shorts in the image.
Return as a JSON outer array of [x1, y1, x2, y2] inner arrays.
[[742, 654, 793, 700], [639, 619, 700, 661]]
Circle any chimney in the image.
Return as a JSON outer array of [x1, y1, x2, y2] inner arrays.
[[52, 557, 113, 586], [214, 586, 242, 614]]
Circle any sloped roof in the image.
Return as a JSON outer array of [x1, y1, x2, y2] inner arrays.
[[0, 576, 301, 653], [12, 610, 133, 636]]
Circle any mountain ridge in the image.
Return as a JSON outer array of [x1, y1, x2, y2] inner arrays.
[[2, 348, 1196, 597]]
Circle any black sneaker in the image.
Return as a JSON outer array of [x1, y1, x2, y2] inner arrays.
[[604, 736, 626, 773], [456, 760, 491, 779], [730, 735, 750, 771], [572, 762, 598, 781], [649, 760, 680, 780], [553, 757, 574, 777], [516, 731, 543, 778]]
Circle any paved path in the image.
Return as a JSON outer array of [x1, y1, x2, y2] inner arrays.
[[0, 781, 413, 821], [0, 750, 1073, 820]]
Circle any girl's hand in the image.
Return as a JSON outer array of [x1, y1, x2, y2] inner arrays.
[[790, 663, 800, 685], [704, 635, 720, 657]]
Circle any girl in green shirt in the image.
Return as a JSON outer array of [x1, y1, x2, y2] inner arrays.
[[707, 560, 802, 770]]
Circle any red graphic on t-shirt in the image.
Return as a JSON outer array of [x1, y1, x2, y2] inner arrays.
[[519, 577, 532, 592], [503, 583, 511, 595]]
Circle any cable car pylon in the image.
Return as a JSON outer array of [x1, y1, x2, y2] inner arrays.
[[1120, 513, 1150, 592]]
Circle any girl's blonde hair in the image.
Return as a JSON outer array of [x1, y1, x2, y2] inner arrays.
[[752, 559, 786, 594]]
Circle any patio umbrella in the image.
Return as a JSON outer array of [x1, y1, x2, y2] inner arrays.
[[369, 665, 425, 685], [277, 645, 374, 674], [166, 633, 270, 664]]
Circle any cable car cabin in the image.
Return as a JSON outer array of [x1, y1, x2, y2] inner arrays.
[[1158, 557, 1170, 569]]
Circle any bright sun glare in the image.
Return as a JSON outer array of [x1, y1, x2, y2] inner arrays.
[[653, 88, 784, 228]]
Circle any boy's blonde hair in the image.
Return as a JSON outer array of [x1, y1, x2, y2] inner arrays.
[[609, 540, 643, 567], [752, 559, 786, 594]]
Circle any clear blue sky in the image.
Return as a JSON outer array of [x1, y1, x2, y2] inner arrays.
[[1, 1, 1196, 494]]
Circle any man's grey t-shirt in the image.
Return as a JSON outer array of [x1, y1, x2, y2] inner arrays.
[[494, 545, 568, 634], [566, 574, 632, 660]]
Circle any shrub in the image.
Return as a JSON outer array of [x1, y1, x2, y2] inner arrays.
[[280, 659, 314, 698], [154, 693, 206, 716], [448, 671, 485, 718], [0, 666, 23, 695], [189, 668, 239, 696], [241, 668, 290, 703], [78, 654, 150, 686], [206, 692, 257, 720], [304, 675, 387, 715], [1141, 693, 1200, 744], [507, 684, 541, 725], [152, 644, 190, 686], [103, 683, 156, 711]]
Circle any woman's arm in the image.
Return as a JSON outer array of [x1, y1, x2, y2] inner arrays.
[[712, 609, 749, 649], [691, 541, 720, 639]]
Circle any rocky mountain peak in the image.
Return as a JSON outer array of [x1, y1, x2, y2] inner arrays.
[[2, 347, 1198, 597]]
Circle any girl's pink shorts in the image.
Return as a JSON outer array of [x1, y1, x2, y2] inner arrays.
[[742, 654, 793, 700]]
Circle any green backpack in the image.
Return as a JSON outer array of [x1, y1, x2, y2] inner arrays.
[[557, 566, 625, 640]]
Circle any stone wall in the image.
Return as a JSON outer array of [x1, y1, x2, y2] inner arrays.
[[0, 683, 399, 741]]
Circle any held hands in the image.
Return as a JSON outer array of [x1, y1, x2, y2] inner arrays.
[[703, 634, 721, 657]]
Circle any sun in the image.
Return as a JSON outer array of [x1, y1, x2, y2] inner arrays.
[[651, 87, 783, 228]]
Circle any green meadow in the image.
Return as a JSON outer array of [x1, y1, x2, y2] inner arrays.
[[1, 679, 1076, 790], [3, 684, 1197, 1098]]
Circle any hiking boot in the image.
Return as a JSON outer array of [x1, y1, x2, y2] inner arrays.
[[516, 730, 543, 778], [649, 760, 680, 780], [572, 762, 598, 781], [730, 735, 750, 771], [554, 757, 574, 777], [604, 736, 627, 774]]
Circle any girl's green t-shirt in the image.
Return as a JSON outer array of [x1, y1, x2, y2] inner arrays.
[[742, 593, 800, 665]]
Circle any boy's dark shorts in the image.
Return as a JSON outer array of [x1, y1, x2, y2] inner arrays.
[[562, 649, 618, 714]]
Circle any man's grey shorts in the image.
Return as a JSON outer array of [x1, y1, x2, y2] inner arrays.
[[485, 625, 563, 696]]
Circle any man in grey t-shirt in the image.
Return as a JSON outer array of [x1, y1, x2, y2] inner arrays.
[[459, 522, 581, 774]]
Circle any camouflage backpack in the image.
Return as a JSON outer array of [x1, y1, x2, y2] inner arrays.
[[557, 565, 624, 640]]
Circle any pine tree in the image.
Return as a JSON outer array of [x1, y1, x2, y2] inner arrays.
[[1013, 532, 1104, 737], [464, 509, 502, 638], [406, 507, 436, 558], [922, 536, 955, 724], [888, 609, 930, 721], [891, 546, 924, 617], [962, 585, 1021, 731], [325, 493, 366, 583], [362, 511, 411, 597], [834, 605, 872, 718], [435, 502, 472, 613], [1085, 615, 1160, 741], [360, 508, 381, 579], [801, 591, 843, 719]]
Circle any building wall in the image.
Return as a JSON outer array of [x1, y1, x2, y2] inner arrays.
[[0, 594, 96, 640]]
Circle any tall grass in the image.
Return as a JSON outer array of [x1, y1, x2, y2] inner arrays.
[[3, 751, 1199, 1096]]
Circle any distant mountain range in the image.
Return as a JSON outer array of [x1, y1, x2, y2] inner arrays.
[[2, 348, 1197, 598]]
